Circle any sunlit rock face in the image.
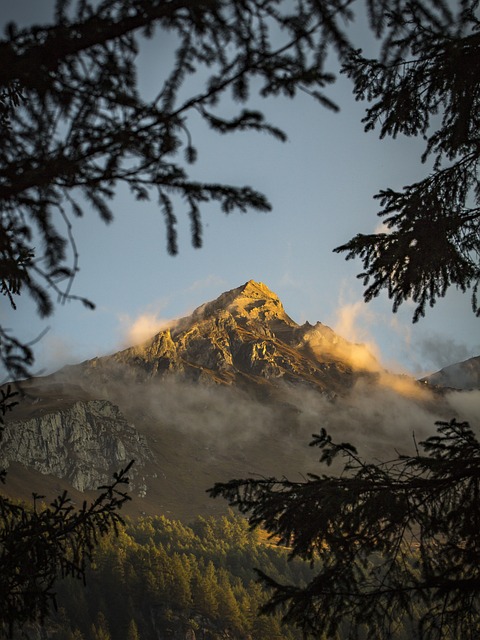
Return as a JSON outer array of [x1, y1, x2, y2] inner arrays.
[[73, 280, 379, 396]]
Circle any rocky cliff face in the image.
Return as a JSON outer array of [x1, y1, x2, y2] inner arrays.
[[1, 398, 152, 493], [72, 280, 379, 396]]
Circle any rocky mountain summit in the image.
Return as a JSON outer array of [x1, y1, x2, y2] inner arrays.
[[2, 280, 477, 520], [71, 280, 380, 397]]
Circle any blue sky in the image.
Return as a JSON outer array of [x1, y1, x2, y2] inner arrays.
[[3, 1, 479, 379]]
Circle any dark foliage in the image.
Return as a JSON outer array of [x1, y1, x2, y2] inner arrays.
[[0, 381, 133, 636], [210, 420, 480, 639], [336, 1, 480, 321], [0, 463, 132, 637]]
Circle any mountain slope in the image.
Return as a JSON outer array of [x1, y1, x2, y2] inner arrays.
[[420, 355, 480, 390], [2, 281, 474, 521]]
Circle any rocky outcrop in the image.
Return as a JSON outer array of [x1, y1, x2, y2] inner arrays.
[[0, 399, 153, 493], [71, 280, 378, 396]]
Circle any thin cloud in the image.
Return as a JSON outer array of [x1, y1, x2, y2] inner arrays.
[[415, 335, 474, 371], [118, 307, 171, 347], [331, 297, 382, 367], [327, 292, 433, 400]]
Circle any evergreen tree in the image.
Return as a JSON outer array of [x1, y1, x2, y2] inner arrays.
[[91, 612, 111, 640], [126, 619, 140, 640], [192, 560, 219, 620], [335, 0, 480, 320], [216, 570, 245, 634], [168, 552, 192, 610], [210, 420, 480, 639]]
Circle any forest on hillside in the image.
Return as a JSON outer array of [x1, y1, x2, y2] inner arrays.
[[23, 511, 311, 640], [14, 509, 431, 640]]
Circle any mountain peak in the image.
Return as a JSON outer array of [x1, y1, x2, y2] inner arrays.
[[224, 279, 283, 314], [238, 280, 279, 299], [211, 279, 280, 306], [73, 280, 381, 395], [185, 280, 290, 327]]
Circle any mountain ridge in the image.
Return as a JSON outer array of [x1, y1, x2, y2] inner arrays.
[[2, 280, 478, 521], [421, 355, 480, 390]]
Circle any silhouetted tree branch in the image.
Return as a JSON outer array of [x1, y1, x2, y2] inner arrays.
[[210, 420, 480, 639], [0, 383, 133, 636], [0, 460, 132, 637], [336, 1, 480, 320], [1, 0, 357, 384]]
